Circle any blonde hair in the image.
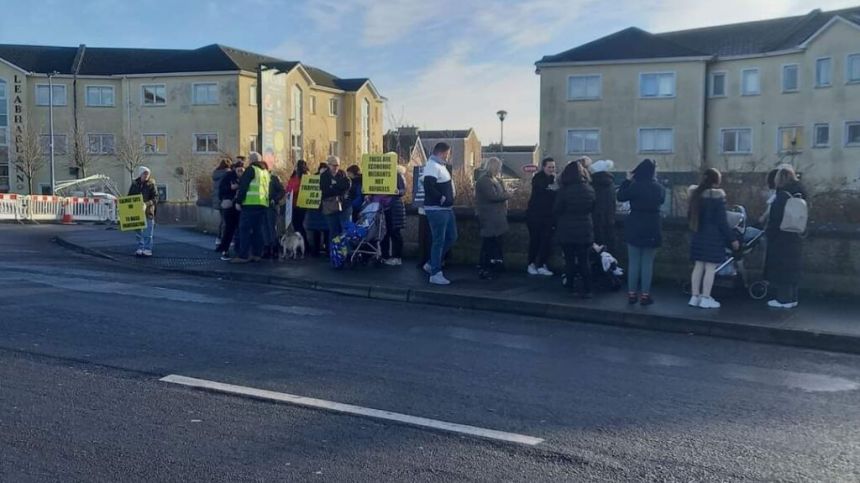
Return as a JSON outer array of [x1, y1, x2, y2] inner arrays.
[[775, 166, 798, 188], [483, 157, 502, 177]]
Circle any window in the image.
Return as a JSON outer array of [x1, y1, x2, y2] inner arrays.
[[846, 122, 860, 147], [39, 184, 52, 195], [35, 84, 67, 106], [566, 129, 600, 154], [309, 96, 317, 115], [249, 84, 257, 106], [813, 124, 830, 148], [143, 134, 167, 154], [816, 58, 832, 87], [87, 134, 115, 154], [741, 69, 760, 96], [249, 135, 258, 153], [194, 133, 219, 153], [567, 75, 601, 100], [469, 152, 475, 168], [847, 54, 860, 83], [720, 129, 752, 154], [0, 79, 7, 146], [329, 140, 339, 156], [777, 126, 804, 153], [192, 83, 218, 105], [329, 98, 339, 116], [638, 128, 674, 153], [361, 98, 370, 155], [709, 72, 726, 97], [86, 86, 115, 107], [142, 84, 166, 105], [156, 185, 168, 203], [39, 134, 68, 155], [782, 65, 799, 93], [291, 85, 303, 160], [639, 73, 675, 98]]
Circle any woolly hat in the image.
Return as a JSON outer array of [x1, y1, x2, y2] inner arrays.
[[137, 166, 151, 178], [590, 159, 614, 174]]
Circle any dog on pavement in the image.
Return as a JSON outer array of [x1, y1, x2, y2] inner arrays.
[[279, 231, 305, 260]]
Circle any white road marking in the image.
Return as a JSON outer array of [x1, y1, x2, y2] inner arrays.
[[160, 374, 544, 446]]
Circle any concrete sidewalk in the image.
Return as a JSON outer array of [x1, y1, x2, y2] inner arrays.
[[54, 224, 860, 355]]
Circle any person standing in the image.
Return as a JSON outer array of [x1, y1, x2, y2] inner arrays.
[[475, 157, 511, 280], [128, 166, 158, 257], [263, 168, 286, 259], [590, 160, 617, 253], [765, 166, 807, 309], [688, 169, 740, 309], [231, 152, 270, 264], [346, 165, 364, 222], [216, 161, 244, 260], [617, 159, 665, 306], [320, 156, 351, 244], [422, 142, 457, 285], [211, 159, 232, 249], [526, 157, 557, 276], [304, 163, 330, 257], [378, 165, 408, 266], [554, 161, 596, 298], [286, 160, 309, 242]]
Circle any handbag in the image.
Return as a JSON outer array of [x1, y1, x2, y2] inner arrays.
[[220, 199, 234, 209], [322, 196, 342, 215]]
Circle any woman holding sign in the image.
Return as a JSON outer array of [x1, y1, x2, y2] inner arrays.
[[127, 166, 158, 257], [286, 160, 310, 243], [319, 156, 351, 244]]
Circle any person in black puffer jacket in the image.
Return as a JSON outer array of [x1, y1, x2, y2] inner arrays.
[[764, 166, 807, 309], [525, 157, 557, 276], [688, 168, 740, 309], [554, 160, 596, 298], [589, 159, 617, 253], [617, 159, 665, 306]]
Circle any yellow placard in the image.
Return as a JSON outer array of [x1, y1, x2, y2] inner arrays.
[[296, 175, 321, 209], [117, 195, 146, 231], [361, 153, 398, 195]]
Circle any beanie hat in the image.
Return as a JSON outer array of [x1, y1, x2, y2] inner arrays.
[[590, 159, 615, 174]]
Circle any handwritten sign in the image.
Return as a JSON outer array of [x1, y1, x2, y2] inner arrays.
[[296, 175, 321, 209], [361, 153, 398, 195], [117, 194, 146, 231]]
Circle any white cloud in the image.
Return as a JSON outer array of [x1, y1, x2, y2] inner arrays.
[[476, 0, 594, 49]]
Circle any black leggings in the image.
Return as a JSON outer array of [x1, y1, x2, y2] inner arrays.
[[383, 211, 403, 258], [528, 219, 553, 266], [217, 208, 240, 253], [479, 236, 504, 270], [562, 243, 592, 293], [291, 207, 307, 240]]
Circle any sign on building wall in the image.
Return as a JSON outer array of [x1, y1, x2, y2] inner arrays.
[[412, 166, 425, 208], [360, 153, 398, 195], [259, 67, 288, 170], [117, 194, 146, 231], [296, 174, 321, 209]]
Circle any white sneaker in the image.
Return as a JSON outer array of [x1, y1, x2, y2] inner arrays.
[[688, 295, 701, 307], [383, 258, 401, 266], [429, 272, 451, 285], [698, 296, 721, 309], [135, 249, 143, 256], [142, 249, 153, 257], [768, 300, 798, 309], [423, 262, 433, 274], [527, 264, 539, 275], [537, 266, 554, 276]]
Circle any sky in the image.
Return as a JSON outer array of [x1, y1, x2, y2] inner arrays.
[[0, 0, 856, 145]]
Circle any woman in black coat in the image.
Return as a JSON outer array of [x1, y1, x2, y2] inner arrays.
[[554, 161, 596, 298], [525, 157, 557, 276], [617, 159, 665, 306], [688, 168, 740, 309], [319, 156, 351, 243], [765, 166, 807, 308], [380, 168, 408, 266], [589, 160, 617, 253]]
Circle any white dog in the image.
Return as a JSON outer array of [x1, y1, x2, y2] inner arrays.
[[279, 232, 305, 260]]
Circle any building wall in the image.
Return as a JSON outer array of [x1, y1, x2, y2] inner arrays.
[[539, 60, 708, 173], [238, 72, 258, 157], [705, 20, 860, 187]]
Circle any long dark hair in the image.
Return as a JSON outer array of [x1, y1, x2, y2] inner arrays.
[[292, 159, 309, 178], [560, 160, 587, 186], [689, 168, 721, 232]]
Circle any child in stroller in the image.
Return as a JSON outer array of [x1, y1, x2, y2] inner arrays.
[[562, 244, 624, 292], [329, 202, 387, 268]]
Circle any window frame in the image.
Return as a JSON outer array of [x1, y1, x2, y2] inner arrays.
[[85, 85, 116, 107], [156, 184, 168, 203], [35, 84, 68, 106], [776, 126, 804, 154], [845, 121, 860, 147], [329, 140, 339, 156], [249, 135, 258, 154], [847, 54, 860, 84], [86, 133, 116, 155], [567, 74, 602, 101], [815, 57, 832, 88], [637, 128, 675, 154], [709, 71, 727, 98], [191, 82, 219, 105], [249, 84, 257, 106], [740, 68, 761, 96], [781, 64, 799, 93], [309, 95, 317, 115], [565, 128, 601, 155], [193, 132, 219, 154], [39, 133, 68, 155], [719, 128, 753, 154], [812, 123, 830, 148], [638, 72, 676, 99], [329, 98, 339, 116], [141, 84, 167, 106], [142, 133, 168, 155]]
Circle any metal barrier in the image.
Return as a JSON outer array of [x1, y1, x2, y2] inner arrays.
[[27, 195, 64, 222], [0, 194, 25, 221], [65, 197, 114, 222]]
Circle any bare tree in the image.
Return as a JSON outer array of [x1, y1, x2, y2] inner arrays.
[[17, 122, 45, 195], [71, 124, 97, 178], [115, 133, 147, 184], [173, 154, 209, 201]]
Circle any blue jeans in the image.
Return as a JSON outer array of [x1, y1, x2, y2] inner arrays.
[[136, 219, 155, 251], [627, 245, 656, 294], [238, 206, 267, 259], [426, 209, 457, 275]]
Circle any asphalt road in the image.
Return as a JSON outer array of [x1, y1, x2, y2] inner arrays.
[[1, 225, 860, 482]]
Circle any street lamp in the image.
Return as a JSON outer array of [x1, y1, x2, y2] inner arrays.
[[47, 70, 59, 194], [496, 110, 507, 151]]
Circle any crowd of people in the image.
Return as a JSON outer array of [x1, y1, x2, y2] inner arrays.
[[127, 144, 807, 310]]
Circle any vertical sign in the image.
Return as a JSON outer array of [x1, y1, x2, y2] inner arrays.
[[259, 67, 287, 170], [296, 175, 321, 209], [412, 166, 425, 208], [360, 153, 398, 195]]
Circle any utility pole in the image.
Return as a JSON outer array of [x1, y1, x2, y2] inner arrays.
[[47, 71, 59, 194], [496, 110, 507, 151]]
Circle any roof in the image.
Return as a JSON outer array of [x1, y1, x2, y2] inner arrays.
[[383, 131, 422, 162], [539, 6, 860, 64], [483, 144, 538, 153], [419, 129, 473, 139], [0, 42, 376, 93]]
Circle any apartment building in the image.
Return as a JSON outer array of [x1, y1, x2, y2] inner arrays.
[[536, 6, 860, 186], [0, 43, 384, 199]]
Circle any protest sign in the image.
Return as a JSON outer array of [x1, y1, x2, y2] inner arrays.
[[296, 175, 321, 209], [360, 153, 398, 195], [117, 194, 146, 231]]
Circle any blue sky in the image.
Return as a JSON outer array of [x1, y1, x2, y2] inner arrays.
[[0, 0, 853, 144]]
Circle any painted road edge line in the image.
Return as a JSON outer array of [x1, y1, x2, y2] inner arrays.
[[160, 374, 544, 446]]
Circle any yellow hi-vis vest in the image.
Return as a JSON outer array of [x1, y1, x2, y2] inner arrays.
[[244, 166, 271, 207]]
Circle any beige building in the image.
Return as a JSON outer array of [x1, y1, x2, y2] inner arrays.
[[482, 144, 540, 180], [0, 43, 384, 199], [419, 129, 482, 182], [536, 6, 860, 187]]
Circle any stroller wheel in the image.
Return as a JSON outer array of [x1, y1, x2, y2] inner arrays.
[[749, 281, 769, 300]]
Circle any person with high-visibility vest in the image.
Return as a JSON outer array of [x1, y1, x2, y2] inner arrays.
[[231, 152, 271, 263]]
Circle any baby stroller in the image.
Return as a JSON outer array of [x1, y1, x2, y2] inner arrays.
[[329, 202, 387, 268], [562, 245, 624, 292], [683, 205, 768, 299]]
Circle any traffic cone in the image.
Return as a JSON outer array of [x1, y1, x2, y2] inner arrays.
[[61, 200, 75, 225]]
